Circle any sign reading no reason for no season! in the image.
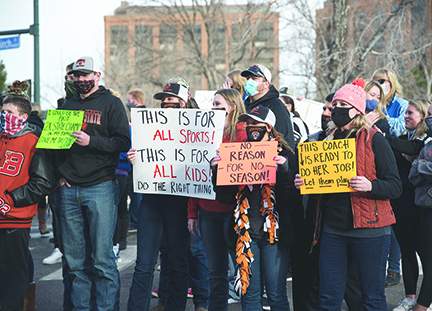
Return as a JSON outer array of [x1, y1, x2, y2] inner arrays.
[[0, 36, 20, 50]]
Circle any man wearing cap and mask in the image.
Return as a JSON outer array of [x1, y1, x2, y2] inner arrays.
[[241, 64, 294, 150], [55, 56, 130, 311]]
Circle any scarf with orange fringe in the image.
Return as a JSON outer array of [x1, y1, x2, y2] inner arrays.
[[233, 139, 281, 296]]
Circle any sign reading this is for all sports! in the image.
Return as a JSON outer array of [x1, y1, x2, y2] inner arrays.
[[298, 138, 356, 194], [131, 108, 225, 200], [217, 141, 277, 186]]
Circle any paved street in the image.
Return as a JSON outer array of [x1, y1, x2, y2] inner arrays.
[[31, 217, 417, 310]]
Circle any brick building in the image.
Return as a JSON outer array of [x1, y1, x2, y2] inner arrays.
[[104, 1, 279, 106], [315, 0, 432, 97]]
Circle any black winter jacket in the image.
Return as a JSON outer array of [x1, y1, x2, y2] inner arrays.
[[244, 86, 295, 150]]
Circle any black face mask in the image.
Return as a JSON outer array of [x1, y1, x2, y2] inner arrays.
[[321, 114, 332, 131], [161, 101, 181, 109], [73, 79, 95, 94], [331, 107, 358, 128], [126, 103, 135, 111], [246, 125, 267, 142]]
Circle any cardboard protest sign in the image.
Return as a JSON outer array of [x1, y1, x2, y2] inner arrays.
[[131, 108, 225, 199], [217, 141, 277, 186], [194, 90, 217, 109], [294, 98, 325, 133], [298, 138, 356, 194], [36, 110, 84, 149]]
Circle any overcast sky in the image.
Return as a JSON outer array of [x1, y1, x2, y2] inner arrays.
[[0, 0, 316, 109]]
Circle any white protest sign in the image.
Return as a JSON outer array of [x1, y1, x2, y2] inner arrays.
[[194, 90, 217, 109], [295, 98, 324, 133], [131, 108, 225, 199]]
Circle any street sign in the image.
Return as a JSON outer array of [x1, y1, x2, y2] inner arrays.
[[0, 36, 20, 50]]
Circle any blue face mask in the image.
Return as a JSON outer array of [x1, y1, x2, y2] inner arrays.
[[365, 99, 379, 112], [244, 79, 259, 97]]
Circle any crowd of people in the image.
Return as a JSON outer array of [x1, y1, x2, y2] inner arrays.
[[0, 56, 431, 311]]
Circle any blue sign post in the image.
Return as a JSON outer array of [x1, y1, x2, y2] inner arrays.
[[0, 36, 20, 50]]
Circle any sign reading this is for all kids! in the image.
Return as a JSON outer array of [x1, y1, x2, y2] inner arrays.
[[217, 141, 277, 186], [36, 110, 84, 149], [298, 138, 356, 195], [131, 108, 225, 200]]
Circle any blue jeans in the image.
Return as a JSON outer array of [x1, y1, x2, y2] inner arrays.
[[59, 180, 120, 311], [241, 238, 290, 311], [199, 208, 231, 311], [387, 227, 401, 273], [128, 183, 142, 229], [318, 232, 390, 311], [189, 222, 210, 309], [127, 196, 190, 311]]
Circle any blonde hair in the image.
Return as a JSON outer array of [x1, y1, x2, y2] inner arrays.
[[227, 69, 247, 97], [214, 88, 246, 142], [109, 89, 130, 122], [371, 68, 404, 105], [406, 98, 430, 140], [364, 80, 387, 119], [128, 89, 145, 106]]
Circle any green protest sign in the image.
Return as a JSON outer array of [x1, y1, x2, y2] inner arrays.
[[36, 110, 84, 149]]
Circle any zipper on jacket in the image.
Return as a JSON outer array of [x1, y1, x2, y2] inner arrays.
[[367, 200, 379, 224]]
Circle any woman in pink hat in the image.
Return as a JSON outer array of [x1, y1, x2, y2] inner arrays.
[[295, 83, 402, 310]]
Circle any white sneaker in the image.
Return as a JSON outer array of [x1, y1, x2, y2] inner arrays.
[[393, 297, 416, 311], [113, 243, 120, 259], [42, 247, 63, 265]]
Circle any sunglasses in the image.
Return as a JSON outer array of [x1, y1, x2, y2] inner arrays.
[[376, 79, 390, 84], [246, 66, 265, 78]]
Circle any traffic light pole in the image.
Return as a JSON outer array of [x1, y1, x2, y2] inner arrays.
[[0, 0, 40, 104]]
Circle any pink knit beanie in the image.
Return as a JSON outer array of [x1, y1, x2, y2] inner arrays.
[[331, 84, 366, 115]]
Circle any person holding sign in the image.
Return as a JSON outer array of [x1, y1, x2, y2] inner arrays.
[[127, 82, 191, 311], [187, 88, 247, 311], [0, 81, 55, 311], [55, 56, 131, 311], [295, 83, 402, 311], [211, 106, 296, 311]]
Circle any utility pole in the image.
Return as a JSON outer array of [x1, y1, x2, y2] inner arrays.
[[0, 0, 40, 104]]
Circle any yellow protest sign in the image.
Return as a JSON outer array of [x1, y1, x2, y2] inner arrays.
[[217, 141, 277, 186], [298, 138, 356, 194], [36, 110, 84, 149]]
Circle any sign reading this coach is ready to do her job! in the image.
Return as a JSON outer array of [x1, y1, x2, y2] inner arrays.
[[298, 138, 356, 195], [131, 108, 225, 200]]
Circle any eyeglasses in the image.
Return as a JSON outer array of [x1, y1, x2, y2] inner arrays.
[[376, 79, 390, 84]]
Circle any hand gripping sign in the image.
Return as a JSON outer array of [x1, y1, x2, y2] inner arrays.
[[131, 108, 225, 200], [36, 110, 84, 149], [298, 138, 356, 194]]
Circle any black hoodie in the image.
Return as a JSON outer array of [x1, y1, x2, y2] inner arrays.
[[55, 86, 131, 187], [244, 85, 295, 150]]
